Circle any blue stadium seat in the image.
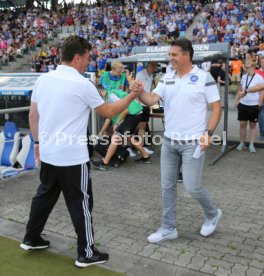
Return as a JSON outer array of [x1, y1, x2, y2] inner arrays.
[[1, 133, 36, 178], [0, 122, 20, 167]]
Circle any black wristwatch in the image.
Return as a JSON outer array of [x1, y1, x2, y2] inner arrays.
[[205, 129, 213, 136], [34, 141, 39, 144]]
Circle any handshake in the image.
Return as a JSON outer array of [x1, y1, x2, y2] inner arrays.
[[129, 80, 145, 95]]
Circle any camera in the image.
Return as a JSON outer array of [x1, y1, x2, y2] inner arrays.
[[153, 63, 166, 74]]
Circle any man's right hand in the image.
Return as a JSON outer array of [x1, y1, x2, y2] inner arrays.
[[130, 80, 145, 95]]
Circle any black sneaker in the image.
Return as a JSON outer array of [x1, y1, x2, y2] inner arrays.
[[75, 248, 109, 268], [178, 172, 183, 183], [92, 160, 108, 171], [20, 236, 50, 250], [135, 156, 151, 164]]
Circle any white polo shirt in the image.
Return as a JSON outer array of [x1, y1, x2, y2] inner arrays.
[[153, 65, 220, 140], [31, 65, 104, 166], [136, 69, 153, 93], [240, 73, 263, 106]]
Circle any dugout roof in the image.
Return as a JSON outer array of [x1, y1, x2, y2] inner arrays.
[[109, 42, 231, 63], [0, 73, 42, 96]]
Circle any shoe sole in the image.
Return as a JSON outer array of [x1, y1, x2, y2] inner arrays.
[[135, 160, 152, 164], [147, 233, 178, 243], [20, 243, 49, 250], [93, 166, 107, 171], [200, 209, 222, 237], [75, 259, 107, 268]]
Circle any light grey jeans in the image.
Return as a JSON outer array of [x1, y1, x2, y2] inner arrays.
[[161, 136, 218, 229]]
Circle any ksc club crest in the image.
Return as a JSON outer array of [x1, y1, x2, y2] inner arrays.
[[190, 75, 198, 82]]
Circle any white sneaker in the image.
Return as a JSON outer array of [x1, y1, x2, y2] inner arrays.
[[127, 147, 136, 157], [200, 209, 222, 237], [143, 146, 154, 155], [248, 144, 256, 153], [147, 227, 178, 243], [236, 143, 246, 151]]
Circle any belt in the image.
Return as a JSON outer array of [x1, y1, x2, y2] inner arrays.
[[163, 135, 199, 144]]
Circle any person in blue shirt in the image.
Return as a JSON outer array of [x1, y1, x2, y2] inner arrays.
[[179, 20, 188, 37], [223, 30, 232, 43], [97, 53, 106, 70], [88, 61, 96, 72], [208, 32, 217, 43]]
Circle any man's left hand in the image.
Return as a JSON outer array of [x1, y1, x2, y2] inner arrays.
[[199, 133, 212, 151], [238, 91, 246, 98], [130, 80, 144, 95], [34, 144, 40, 163]]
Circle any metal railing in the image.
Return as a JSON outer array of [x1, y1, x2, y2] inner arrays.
[[0, 106, 98, 135], [0, 106, 30, 115]]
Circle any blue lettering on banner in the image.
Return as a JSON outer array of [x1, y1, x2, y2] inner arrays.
[[190, 75, 198, 82]]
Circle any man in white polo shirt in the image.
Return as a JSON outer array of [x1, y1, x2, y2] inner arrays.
[[130, 38, 222, 243], [20, 35, 142, 268]]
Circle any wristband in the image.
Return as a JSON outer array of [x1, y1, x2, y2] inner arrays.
[[34, 141, 39, 144], [205, 129, 213, 136]]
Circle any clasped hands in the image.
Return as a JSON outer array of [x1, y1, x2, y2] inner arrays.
[[129, 80, 145, 95]]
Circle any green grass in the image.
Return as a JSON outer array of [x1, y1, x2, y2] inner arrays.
[[0, 236, 124, 276]]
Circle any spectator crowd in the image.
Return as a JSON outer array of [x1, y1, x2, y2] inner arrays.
[[18, 0, 202, 73], [1, 0, 264, 79]]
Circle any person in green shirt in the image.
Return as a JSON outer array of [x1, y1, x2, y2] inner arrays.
[[99, 60, 129, 92], [93, 85, 151, 170]]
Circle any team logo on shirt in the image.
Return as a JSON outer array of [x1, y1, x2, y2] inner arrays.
[[190, 75, 198, 82]]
